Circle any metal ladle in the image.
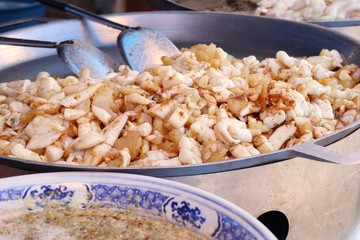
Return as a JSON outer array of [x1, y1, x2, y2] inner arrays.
[[37, 0, 180, 73], [0, 37, 118, 78]]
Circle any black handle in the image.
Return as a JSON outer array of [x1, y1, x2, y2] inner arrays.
[[37, 0, 129, 31], [0, 36, 59, 48]]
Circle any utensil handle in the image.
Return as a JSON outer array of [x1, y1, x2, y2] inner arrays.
[[37, 0, 128, 31], [290, 142, 360, 165], [0, 36, 58, 48]]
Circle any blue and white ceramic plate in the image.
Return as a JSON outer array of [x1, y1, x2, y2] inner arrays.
[[0, 172, 276, 240]]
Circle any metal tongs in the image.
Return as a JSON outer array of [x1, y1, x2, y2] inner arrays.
[[37, 0, 180, 72], [0, 36, 117, 78]]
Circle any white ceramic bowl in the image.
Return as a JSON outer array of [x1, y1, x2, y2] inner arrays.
[[0, 172, 276, 239]]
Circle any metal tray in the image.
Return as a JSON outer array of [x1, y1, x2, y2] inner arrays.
[[1, 12, 360, 177], [158, 0, 360, 27]]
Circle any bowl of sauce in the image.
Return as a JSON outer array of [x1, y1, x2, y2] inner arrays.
[[0, 172, 276, 240]]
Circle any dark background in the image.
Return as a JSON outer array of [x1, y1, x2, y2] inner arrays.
[[45, 0, 155, 18]]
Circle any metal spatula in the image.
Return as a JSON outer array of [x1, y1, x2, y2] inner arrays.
[[0, 37, 117, 78], [37, 0, 180, 72]]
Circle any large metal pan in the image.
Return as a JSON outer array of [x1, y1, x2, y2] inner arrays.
[[156, 0, 360, 27], [2, 12, 360, 239], [1, 12, 360, 177]]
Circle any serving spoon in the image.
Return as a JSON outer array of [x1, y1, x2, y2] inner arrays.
[[37, 0, 180, 73], [0, 37, 118, 78]]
